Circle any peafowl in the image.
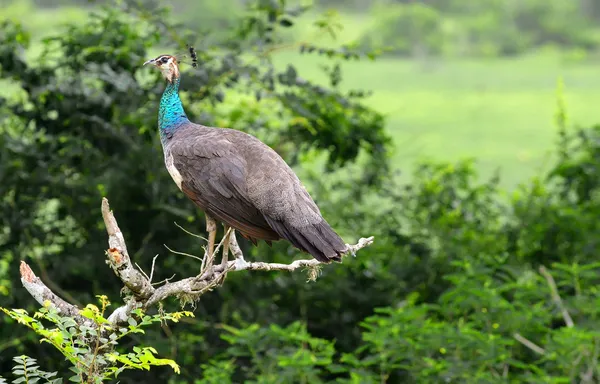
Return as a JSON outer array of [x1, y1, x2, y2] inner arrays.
[[144, 53, 348, 266]]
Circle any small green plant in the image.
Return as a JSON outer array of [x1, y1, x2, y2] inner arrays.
[[194, 321, 337, 383], [0, 355, 61, 384], [0, 296, 193, 383]]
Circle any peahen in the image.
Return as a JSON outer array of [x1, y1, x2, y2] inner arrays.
[[144, 53, 348, 265]]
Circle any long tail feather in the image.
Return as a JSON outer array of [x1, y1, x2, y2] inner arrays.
[[264, 216, 347, 263]]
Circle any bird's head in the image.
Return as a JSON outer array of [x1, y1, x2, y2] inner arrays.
[[144, 54, 180, 83]]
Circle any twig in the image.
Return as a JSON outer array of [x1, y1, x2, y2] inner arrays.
[[152, 274, 176, 286], [149, 255, 159, 282], [580, 337, 600, 383], [513, 333, 546, 355], [135, 262, 151, 282], [539, 265, 574, 328], [164, 244, 204, 262], [174, 221, 207, 241]]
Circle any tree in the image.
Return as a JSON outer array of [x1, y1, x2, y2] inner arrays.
[[5, 1, 600, 382], [0, 0, 388, 381]]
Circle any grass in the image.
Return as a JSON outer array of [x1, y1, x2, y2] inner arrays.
[[273, 51, 600, 189], [5, 4, 600, 190], [0, 0, 88, 40], [271, 10, 600, 189]]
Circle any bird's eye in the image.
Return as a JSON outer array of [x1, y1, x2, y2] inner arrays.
[[160, 57, 169, 64]]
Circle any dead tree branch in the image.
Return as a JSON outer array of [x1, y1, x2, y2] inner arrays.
[[102, 199, 154, 301], [539, 265, 574, 328], [19, 261, 90, 325], [513, 333, 546, 355], [18, 198, 374, 327]]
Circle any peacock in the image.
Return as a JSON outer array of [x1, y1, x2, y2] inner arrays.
[[144, 53, 348, 265]]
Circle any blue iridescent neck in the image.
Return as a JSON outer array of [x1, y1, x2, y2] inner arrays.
[[158, 76, 189, 142]]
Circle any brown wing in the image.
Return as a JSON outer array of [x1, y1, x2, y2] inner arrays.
[[168, 125, 347, 262], [168, 131, 280, 243]]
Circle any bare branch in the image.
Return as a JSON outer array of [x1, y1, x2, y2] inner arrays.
[[102, 198, 155, 301], [142, 236, 374, 306], [163, 244, 203, 262], [149, 255, 159, 282], [104, 220, 373, 322], [580, 337, 600, 383], [151, 274, 176, 286], [539, 265, 574, 328], [19, 198, 374, 327], [19, 261, 88, 325], [231, 239, 374, 273], [346, 237, 374, 256], [174, 221, 207, 241], [513, 333, 546, 355], [135, 262, 151, 282]]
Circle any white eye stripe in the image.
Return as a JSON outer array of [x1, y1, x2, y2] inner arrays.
[[157, 56, 173, 64]]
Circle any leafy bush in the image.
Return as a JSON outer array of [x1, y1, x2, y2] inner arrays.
[[189, 120, 600, 382], [359, 0, 600, 57], [358, 2, 445, 57], [1, 297, 192, 382]]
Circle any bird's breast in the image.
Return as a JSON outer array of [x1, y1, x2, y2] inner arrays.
[[164, 151, 183, 190]]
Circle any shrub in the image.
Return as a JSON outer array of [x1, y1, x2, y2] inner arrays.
[[358, 0, 600, 58]]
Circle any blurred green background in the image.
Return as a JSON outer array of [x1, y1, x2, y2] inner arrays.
[[3, 0, 600, 383], [5, 0, 600, 188]]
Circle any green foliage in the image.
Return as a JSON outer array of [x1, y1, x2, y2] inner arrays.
[[359, 2, 445, 57], [172, 118, 600, 383], [0, 356, 61, 384], [359, 0, 600, 57], [1, 296, 193, 382], [197, 321, 336, 383], [5, 0, 600, 383]]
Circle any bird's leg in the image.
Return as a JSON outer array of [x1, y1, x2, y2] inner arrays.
[[203, 214, 217, 271], [217, 224, 232, 285], [221, 225, 231, 267]]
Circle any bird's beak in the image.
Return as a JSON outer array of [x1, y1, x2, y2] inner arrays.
[[143, 58, 156, 66]]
